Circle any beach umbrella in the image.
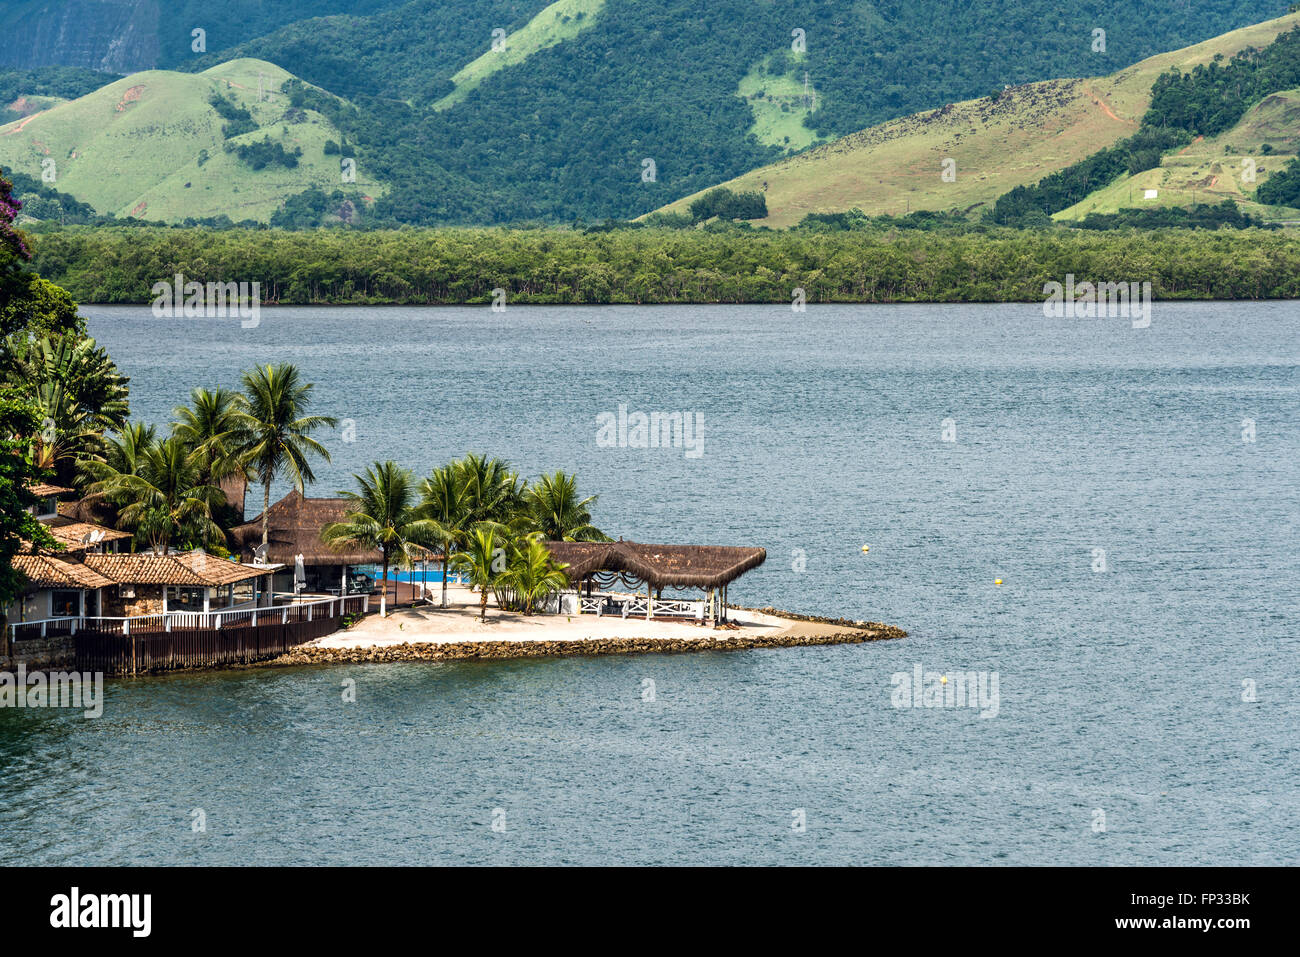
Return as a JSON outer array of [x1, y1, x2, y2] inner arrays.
[[294, 553, 306, 595]]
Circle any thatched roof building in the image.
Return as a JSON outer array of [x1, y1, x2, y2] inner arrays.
[[28, 482, 73, 498], [217, 474, 247, 523], [544, 540, 766, 590], [230, 490, 381, 566]]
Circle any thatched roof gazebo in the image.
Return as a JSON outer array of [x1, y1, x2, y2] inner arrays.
[[543, 540, 766, 624], [231, 490, 381, 595], [231, 490, 380, 566]]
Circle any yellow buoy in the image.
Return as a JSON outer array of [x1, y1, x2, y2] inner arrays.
[[994, 579, 1003, 586], [861, 545, 870, 552], [940, 675, 948, 685]]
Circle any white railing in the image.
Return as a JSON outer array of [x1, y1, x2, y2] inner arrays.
[[8, 593, 370, 640], [570, 592, 703, 620]]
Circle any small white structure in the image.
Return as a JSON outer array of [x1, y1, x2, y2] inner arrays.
[[1143, 189, 1159, 200]]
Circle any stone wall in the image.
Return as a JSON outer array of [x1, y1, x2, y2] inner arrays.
[[1, 635, 76, 671], [100, 586, 165, 618]]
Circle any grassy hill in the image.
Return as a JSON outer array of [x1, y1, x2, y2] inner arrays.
[[651, 12, 1300, 228], [1054, 88, 1300, 221], [433, 0, 606, 111], [0, 58, 385, 223]]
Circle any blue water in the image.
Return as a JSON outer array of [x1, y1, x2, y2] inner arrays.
[[1, 302, 1296, 865], [353, 566, 466, 584]]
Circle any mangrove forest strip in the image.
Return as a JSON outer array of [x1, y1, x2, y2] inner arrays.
[[29, 226, 1300, 305]]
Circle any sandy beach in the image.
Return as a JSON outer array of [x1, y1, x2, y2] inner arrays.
[[311, 583, 870, 650]]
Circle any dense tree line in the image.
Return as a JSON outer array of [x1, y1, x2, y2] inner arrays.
[[1, 170, 102, 225], [225, 137, 303, 171], [1073, 201, 1274, 230], [208, 93, 258, 139], [687, 188, 768, 223], [1143, 26, 1300, 135], [26, 225, 1300, 305], [1255, 156, 1300, 207]]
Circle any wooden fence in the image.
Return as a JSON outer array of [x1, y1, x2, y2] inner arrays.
[[73, 595, 368, 674]]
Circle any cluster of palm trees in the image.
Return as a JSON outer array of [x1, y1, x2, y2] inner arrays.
[[322, 455, 607, 619], [48, 351, 606, 620], [82, 363, 335, 555]]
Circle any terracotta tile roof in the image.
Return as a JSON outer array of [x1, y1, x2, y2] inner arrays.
[[12, 554, 116, 590], [82, 551, 281, 587], [46, 522, 133, 551], [28, 482, 72, 497]]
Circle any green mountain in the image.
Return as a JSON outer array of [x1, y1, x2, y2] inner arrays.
[[3, 0, 1295, 224], [652, 12, 1300, 227], [0, 59, 388, 224], [193, 0, 1293, 223]]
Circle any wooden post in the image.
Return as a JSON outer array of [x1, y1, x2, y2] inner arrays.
[[646, 582, 652, 620]]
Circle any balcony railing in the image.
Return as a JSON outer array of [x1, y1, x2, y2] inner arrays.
[[8, 594, 369, 641]]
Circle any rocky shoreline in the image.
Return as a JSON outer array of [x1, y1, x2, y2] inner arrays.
[[263, 616, 906, 668]]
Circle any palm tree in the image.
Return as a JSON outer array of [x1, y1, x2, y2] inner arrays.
[[232, 363, 337, 547], [92, 422, 157, 478], [79, 421, 156, 532], [523, 470, 608, 541], [450, 525, 503, 622], [321, 461, 441, 616], [172, 387, 247, 548], [6, 334, 130, 485], [85, 435, 223, 553], [455, 453, 525, 528], [501, 535, 571, 615], [417, 462, 471, 608], [172, 386, 246, 484]]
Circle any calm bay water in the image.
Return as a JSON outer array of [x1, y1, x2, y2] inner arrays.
[[2, 302, 1297, 865]]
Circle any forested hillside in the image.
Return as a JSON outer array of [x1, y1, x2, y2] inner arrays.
[[215, 0, 1280, 223], [3, 0, 1291, 223]]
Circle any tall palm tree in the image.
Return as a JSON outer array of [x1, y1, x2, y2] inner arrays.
[[455, 453, 525, 528], [417, 462, 471, 608], [321, 461, 441, 616], [501, 534, 571, 616], [232, 363, 336, 547], [79, 421, 156, 533], [524, 470, 608, 541], [85, 435, 222, 553], [92, 422, 157, 478], [173, 387, 247, 548], [450, 525, 503, 622], [172, 386, 246, 484]]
